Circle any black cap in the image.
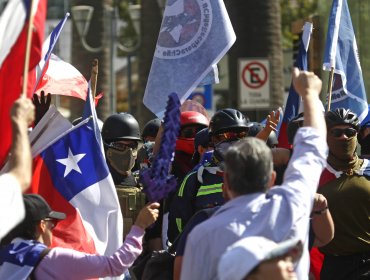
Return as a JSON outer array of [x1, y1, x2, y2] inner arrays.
[[142, 118, 161, 139], [192, 128, 210, 163], [23, 194, 66, 221]]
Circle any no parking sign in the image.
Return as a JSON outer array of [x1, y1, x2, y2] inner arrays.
[[238, 58, 270, 109]]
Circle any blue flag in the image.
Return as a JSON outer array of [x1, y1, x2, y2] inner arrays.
[[277, 22, 312, 148], [144, 0, 236, 118], [323, 0, 368, 121]]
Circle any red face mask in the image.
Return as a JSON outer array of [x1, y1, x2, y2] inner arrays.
[[175, 138, 195, 155]]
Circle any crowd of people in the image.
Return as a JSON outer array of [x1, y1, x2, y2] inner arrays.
[[0, 68, 369, 280]]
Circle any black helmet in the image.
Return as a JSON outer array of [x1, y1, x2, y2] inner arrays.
[[325, 108, 360, 131], [247, 122, 264, 137], [287, 113, 304, 144], [142, 118, 161, 139], [209, 108, 251, 135], [247, 122, 278, 148], [102, 113, 141, 143]]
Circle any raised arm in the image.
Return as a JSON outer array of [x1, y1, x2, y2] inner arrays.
[[292, 68, 326, 137], [8, 97, 35, 191], [255, 109, 281, 141]]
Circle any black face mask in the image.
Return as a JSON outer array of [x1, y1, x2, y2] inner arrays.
[[213, 140, 238, 162], [359, 133, 370, 155]]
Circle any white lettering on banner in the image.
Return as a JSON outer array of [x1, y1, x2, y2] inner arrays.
[[155, 0, 212, 59]]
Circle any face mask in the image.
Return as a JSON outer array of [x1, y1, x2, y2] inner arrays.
[[213, 141, 237, 162], [175, 138, 195, 155], [327, 135, 357, 160], [106, 147, 137, 175]]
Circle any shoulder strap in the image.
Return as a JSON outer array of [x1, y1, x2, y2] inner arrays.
[[167, 232, 181, 255], [29, 248, 51, 280]]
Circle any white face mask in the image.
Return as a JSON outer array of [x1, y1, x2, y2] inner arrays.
[[106, 147, 137, 175]]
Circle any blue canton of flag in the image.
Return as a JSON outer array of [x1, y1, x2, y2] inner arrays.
[[323, 0, 368, 121], [41, 124, 109, 201], [144, 0, 236, 118]]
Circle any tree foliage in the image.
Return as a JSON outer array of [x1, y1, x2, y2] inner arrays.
[[117, 0, 141, 56], [280, 0, 318, 49]]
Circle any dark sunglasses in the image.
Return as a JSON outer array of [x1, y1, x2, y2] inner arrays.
[[214, 131, 248, 143], [109, 141, 138, 151], [179, 126, 204, 138], [330, 127, 357, 138]]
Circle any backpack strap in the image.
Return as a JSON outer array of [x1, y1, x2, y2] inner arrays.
[[29, 248, 51, 280]]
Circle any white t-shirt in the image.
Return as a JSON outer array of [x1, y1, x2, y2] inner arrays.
[[0, 174, 25, 240]]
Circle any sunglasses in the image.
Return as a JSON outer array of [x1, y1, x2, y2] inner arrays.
[[214, 131, 248, 143], [179, 126, 204, 138], [43, 218, 58, 230], [330, 127, 357, 138], [109, 141, 138, 151]]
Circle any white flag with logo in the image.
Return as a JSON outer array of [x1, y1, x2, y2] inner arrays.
[[144, 0, 235, 118]]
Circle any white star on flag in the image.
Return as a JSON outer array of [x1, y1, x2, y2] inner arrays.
[[56, 148, 86, 177]]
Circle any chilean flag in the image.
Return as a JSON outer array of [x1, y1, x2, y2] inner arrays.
[[34, 12, 87, 101], [0, 0, 46, 167], [34, 12, 69, 91], [30, 122, 123, 258], [277, 22, 312, 149], [35, 53, 88, 100]]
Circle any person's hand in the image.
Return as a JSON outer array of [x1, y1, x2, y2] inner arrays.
[[312, 193, 328, 213], [292, 67, 322, 98], [265, 108, 281, 132], [11, 97, 35, 126], [32, 91, 51, 126], [134, 202, 160, 229]]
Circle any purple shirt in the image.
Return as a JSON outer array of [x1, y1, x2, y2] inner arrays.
[[34, 225, 144, 279]]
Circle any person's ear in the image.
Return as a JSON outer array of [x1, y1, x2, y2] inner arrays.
[[268, 170, 276, 189], [38, 220, 47, 234]]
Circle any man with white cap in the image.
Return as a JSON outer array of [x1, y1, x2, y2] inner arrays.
[[218, 236, 303, 280], [180, 68, 328, 280]]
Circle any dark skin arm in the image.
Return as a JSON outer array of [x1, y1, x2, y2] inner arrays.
[[32, 91, 51, 127], [255, 109, 281, 141]]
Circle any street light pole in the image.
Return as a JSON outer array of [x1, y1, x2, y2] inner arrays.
[[72, 3, 141, 116], [110, 5, 117, 114]]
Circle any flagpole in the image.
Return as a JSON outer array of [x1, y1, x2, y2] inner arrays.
[[326, 67, 335, 112], [90, 59, 98, 97], [21, 0, 37, 97]]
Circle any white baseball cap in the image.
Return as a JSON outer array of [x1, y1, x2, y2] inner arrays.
[[217, 236, 303, 280]]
